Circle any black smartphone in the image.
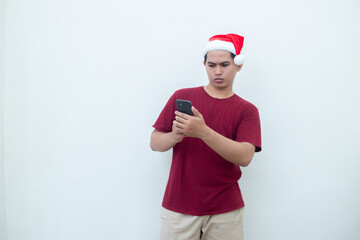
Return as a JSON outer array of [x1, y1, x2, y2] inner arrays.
[[176, 99, 193, 116]]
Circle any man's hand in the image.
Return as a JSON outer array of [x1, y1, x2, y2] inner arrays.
[[171, 123, 186, 143], [170, 105, 255, 166], [173, 106, 210, 139]]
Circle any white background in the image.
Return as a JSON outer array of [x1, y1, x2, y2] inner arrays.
[[1, 0, 360, 239]]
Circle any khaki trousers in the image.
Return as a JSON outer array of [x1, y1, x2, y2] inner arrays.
[[159, 207, 244, 240]]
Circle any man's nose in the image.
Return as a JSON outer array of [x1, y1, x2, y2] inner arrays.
[[215, 66, 222, 75]]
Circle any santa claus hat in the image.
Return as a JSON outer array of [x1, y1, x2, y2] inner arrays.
[[203, 34, 246, 65]]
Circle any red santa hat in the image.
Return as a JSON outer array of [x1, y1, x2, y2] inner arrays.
[[203, 34, 246, 65]]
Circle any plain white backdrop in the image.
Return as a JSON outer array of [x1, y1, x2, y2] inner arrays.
[[1, 0, 360, 239], [0, 0, 5, 239]]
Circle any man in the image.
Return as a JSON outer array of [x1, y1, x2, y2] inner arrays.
[[150, 34, 262, 240]]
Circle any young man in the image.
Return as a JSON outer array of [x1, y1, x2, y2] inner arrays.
[[150, 34, 262, 240]]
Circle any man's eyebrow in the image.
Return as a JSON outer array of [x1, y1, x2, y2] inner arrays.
[[207, 61, 231, 64]]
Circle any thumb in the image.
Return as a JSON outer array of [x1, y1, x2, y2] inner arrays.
[[192, 106, 202, 117]]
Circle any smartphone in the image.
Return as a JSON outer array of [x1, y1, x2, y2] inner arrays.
[[176, 99, 193, 116]]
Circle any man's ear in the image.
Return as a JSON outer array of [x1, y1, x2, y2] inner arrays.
[[237, 64, 243, 72], [203, 61, 206, 66]]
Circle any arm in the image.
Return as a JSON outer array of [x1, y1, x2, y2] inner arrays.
[[150, 129, 185, 152], [201, 128, 255, 166], [173, 107, 255, 166]]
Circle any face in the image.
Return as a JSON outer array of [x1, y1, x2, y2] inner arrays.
[[203, 50, 242, 92]]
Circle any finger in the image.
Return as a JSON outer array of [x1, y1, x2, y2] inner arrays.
[[173, 120, 185, 130], [172, 125, 183, 134], [175, 115, 187, 124], [173, 128, 183, 134], [191, 106, 202, 118], [175, 111, 189, 119], [175, 127, 186, 135]]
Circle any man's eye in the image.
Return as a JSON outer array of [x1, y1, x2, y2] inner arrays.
[[222, 64, 229, 67], [209, 65, 215, 67]]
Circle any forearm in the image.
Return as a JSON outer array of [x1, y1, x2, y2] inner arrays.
[[173, 107, 255, 166], [201, 127, 255, 167], [150, 130, 178, 152]]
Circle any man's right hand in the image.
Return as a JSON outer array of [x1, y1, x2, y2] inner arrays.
[[150, 129, 184, 152], [172, 122, 185, 143]]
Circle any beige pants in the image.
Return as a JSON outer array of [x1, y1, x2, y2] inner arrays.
[[159, 207, 244, 240]]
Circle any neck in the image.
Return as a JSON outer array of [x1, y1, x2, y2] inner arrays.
[[204, 85, 234, 99]]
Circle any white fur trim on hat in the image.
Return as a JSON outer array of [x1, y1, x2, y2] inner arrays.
[[203, 40, 236, 56], [203, 40, 245, 65]]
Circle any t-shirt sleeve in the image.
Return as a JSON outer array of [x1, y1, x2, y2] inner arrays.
[[152, 92, 177, 133], [235, 105, 262, 152]]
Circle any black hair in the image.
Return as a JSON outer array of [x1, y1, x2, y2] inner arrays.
[[204, 52, 236, 63]]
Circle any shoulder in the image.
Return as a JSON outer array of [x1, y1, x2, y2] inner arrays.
[[232, 94, 259, 113], [172, 86, 203, 98], [174, 86, 202, 95]]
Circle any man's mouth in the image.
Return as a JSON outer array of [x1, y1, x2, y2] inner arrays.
[[215, 78, 224, 83]]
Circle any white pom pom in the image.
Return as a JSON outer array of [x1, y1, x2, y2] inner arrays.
[[234, 55, 245, 65]]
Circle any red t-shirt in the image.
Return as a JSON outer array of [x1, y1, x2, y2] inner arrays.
[[153, 86, 262, 216]]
